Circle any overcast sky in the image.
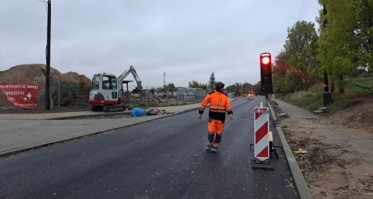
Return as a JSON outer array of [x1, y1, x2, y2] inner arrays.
[[0, 0, 321, 89]]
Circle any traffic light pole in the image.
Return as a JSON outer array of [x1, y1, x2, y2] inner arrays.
[[323, 71, 332, 106]]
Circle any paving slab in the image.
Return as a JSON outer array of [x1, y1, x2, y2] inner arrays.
[[273, 99, 318, 119]]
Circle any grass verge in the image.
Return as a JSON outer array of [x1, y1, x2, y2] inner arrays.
[[278, 78, 372, 114]]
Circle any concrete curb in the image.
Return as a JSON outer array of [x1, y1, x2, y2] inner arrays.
[[49, 111, 132, 120], [277, 127, 314, 199], [268, 102, 314, 199]]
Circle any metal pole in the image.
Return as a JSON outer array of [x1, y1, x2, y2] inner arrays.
[[324, 71, 329, 93], [145, 87, 148, 106], [58, 81, 60, 109], [45, 0, 51, 110]]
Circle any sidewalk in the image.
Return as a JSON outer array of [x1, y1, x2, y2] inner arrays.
[[274, 99, 318, 119], [0, 103, 199, 157]]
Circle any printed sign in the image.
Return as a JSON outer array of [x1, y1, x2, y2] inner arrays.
[[0, 84, 39, 109]]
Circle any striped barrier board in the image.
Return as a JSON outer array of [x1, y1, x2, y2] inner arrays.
[[254, 106, 270, 161]]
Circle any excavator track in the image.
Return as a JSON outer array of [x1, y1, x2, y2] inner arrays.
[[103, 105, 126, 112]]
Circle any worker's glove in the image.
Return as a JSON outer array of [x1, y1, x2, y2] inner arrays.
[[228, 114, 233, 120]]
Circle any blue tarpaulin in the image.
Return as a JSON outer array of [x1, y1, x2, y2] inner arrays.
[[131, 108, 147, 117]]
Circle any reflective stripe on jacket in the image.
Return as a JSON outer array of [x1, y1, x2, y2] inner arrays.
[[199, 91, 233, 121]]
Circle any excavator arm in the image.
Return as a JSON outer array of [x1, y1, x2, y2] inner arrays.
[[116, 65, 143, 92], [130, 66, 143, 92]]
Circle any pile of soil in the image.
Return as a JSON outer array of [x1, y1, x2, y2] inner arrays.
[[0, 64, 90, 87], [327, 96, 373, 132], [276, 96, 373, 199], [0, 64, 91, 108]]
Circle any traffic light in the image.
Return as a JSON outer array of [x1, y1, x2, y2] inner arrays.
[[260, 52, 272, 94]]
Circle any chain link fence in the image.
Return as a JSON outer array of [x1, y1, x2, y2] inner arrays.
[[175, 87, 205, 104], [1, 83, 206, 111]]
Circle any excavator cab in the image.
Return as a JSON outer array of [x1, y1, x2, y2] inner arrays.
[[89, 73, 123, 111]]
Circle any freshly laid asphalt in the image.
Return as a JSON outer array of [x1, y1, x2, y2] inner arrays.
[[0, 98, 317, 199]]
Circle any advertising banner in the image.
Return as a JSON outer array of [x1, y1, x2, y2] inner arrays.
[[0, 84, 39, 109]]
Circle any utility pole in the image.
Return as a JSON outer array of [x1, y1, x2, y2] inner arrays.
[[163, 72, 166, 88], [45, 0, 51, 110], [322, 3, 331, 106]]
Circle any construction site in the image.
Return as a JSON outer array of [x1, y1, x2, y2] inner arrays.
[[0, 64, 205, 112]]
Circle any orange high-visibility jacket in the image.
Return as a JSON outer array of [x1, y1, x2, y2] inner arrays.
[[199, 90, 233, 121]]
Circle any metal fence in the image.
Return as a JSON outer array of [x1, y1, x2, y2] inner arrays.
[[175, 87, 205, 104], [0, 84, 207, 111]]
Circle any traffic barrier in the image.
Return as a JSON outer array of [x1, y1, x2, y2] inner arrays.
[[253, 104, 270, 161], [250, 103, 276, 170]]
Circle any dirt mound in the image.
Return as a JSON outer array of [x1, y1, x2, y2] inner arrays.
[[0, 64, 91, 107], [326, 96, 373, 132], [0, 64, 90, 86]]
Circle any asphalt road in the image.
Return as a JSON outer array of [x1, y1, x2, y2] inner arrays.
[[0, 97, 298, 199]]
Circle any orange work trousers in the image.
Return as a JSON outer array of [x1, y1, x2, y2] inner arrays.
[[207, 119, 224, 148], [208, 119, 224, 134]]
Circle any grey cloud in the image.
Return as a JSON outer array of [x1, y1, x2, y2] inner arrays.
[[0, 0, 321, 88]]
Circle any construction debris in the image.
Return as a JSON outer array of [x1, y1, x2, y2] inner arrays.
[[147, 108, 167, 115]]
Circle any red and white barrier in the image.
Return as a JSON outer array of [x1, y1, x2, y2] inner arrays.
[[254, 104, 270, 161]]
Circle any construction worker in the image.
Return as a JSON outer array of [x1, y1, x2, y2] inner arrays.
[[198, 82, 233, 152]]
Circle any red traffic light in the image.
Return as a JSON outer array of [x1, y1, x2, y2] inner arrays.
[[259, 52, 272, 94], [261, 57, 270, 65], [260, 53, 271, 66]]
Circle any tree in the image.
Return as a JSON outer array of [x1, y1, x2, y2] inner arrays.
[[273, 51, 289, 94], [188, 80, 207, 89], [234, 83, 241, 96], [252, 82, 262, 95], [284, 20, 319, 90], [355, 0, 373, 72], [242, 82, 254, 94], [225, 82, 257, 96], [208, 72, 216, 91], [319, 0, 357, 92], [166, 83, 177, 95], [225, 84, 237, 95], [58, 81, 79, 106], [318, 0, 372, 92], [285, 71, 301, 93]]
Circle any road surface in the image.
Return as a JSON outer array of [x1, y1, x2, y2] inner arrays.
[[0, 97, 298, 199]]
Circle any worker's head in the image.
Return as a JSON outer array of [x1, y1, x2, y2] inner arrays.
[[215, 82, 225, 92]]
